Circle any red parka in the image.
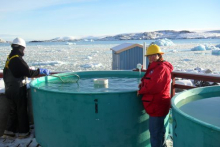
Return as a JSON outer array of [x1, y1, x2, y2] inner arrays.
[[138, 61, 173, 117]]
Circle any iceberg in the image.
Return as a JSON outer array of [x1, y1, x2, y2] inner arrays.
[[204, 44, 219, 50], [216, 44, 220, 48], [191, 45, 206, 51], [191, 44, 219, 51], [153, 38, 175, 46], [212, 50, 220, 55]]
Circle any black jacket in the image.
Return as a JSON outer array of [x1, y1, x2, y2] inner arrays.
[[7, 47, 39, 78], [3, 46, 40, 91]]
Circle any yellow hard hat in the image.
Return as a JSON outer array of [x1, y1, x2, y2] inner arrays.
[[146, 44, 164, 56]]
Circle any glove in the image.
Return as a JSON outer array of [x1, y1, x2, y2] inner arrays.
[[39, 68, 50, 76]]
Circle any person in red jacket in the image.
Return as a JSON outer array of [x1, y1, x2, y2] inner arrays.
[[138, 44, 173, 147]]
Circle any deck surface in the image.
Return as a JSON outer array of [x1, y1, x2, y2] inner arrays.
[[0, 129, 41, 147], [0, 129, 173, 147]]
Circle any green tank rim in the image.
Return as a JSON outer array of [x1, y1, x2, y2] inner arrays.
[[171, 85, 220, 131]]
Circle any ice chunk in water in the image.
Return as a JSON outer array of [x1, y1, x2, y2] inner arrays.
[[154, 38, 175, 46]]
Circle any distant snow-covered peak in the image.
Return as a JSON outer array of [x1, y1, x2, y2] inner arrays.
[[63, 36, 75, 40], [98, 30, 220, 41], [81, 36, 102, 40], [0, 38, 6, 43], [52, 36, 76, 41], [29, 29, 220, 42]]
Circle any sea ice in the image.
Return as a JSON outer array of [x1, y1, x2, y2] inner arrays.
[[85, 56, 92, 60], [80, 63, 102, 68], [194, 67, 204, 72], [31, 61, 65, 66], [66, 42, 76, 45], [169, 50, 177, 53], [0, 79, 4, 93], [175, 79, 194, 86], [0, 42, 219, 75]]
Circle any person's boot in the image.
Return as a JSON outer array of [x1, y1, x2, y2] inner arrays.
[[1, 130, 16, 139], [18, 132, 30, 139]]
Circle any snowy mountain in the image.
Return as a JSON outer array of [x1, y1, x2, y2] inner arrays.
[[0, 38, 6, 43], [81, 36, 101, 40], [30, 36, 78, 42], [97, 30, 220, 41], [2, 30, 220, 43], [51, 36, 76, 41], [30, 30, 220, 42]]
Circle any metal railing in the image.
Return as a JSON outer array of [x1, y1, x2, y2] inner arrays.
[[133, 69, 220, 97], [0, 72, 60, 78], [171, 71, 220, 97]]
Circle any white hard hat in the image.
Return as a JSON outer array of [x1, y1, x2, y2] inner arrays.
[[12, 37, 26, 48]]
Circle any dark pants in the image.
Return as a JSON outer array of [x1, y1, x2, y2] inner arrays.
[[5, 85, 29, 133], [149, 116, 166, 147]]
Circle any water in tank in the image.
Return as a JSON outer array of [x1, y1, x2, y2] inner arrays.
[[180, 96, 220, 127]]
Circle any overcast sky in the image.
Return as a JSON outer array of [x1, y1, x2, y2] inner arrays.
[[0, 0, 219, 41]]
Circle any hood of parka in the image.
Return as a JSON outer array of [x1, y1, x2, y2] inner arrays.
[[10, 44, 25, 57]]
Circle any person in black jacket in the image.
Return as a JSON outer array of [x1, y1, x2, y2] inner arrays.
[[2, 37, 49, 139]]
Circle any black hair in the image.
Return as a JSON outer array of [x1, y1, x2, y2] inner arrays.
[[157, 54, 164, 62]]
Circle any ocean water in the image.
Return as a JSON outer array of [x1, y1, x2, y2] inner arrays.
[[0, 39, 220, 73]]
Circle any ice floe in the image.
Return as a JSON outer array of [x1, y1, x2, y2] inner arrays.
[[80, 63, 102, 68], [31, 61, 65, 66]]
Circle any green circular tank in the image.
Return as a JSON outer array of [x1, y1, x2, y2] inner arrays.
[[171, 85, 220, 147], [30, 71, 169, 147]]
